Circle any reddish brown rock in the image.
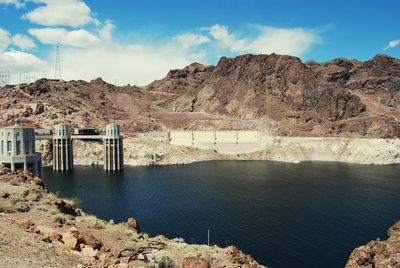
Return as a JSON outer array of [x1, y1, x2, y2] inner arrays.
[[182, 257, 210, 268], [54, 199, 80, 216], [345, 220, 400, 268], [127, 217, 140, 232], [225, 246, 263, 268], [70, 229, 103, 250]]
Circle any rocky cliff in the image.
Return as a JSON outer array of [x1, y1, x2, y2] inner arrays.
[[146, 54, 400, 137], [345, 221, 400, 268], [0, 165, 264, 268], [1, 53, 399, 137]]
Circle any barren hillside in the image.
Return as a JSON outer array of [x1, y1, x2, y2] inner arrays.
[[1, 53, 399, 137]]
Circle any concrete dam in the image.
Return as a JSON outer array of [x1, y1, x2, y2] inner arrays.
[[169, 130, 262, 154]]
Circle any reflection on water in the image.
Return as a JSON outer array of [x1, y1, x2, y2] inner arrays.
[[42, 161, 400, 268]]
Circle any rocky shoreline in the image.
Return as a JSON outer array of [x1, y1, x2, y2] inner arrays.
[[1, 167, 399, 267], [0, 165, 264, 268], [345, 221, 400, 268]]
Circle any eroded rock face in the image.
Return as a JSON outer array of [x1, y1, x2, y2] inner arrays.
[[147, 53, 399, 137], [345, 221, 400, 268], [1, 54, 399, 137]]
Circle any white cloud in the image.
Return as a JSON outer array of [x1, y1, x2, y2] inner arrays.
[[208, 24, 320, 57], [384, 39, 400, 50], [249, 26, 321, 56], [12, 34, 36, 50], [175, 33, 210, 48], [29, 28, 100, 47], [0, 50, 46, 72], [98, 20, 115, 41], [49, 42, 206, 86], [23, 0, 97, 27], [209, 24, 247, 52], [0, 28, 11, 51], [0, 0, 25, 8]]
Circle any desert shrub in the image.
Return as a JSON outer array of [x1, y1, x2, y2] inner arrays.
[[147, 250, 177, 268], [35, 204, 49, 212], [9, 191, 24, 204], [126, 238, 139, 251], [64, 197, 81, 207], [82, 216, 105, 229]]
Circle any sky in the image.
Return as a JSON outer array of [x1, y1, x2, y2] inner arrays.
[[0, 0, 399, 85]]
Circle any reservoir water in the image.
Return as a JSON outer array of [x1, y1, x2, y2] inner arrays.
[[42, 161, 400, 268]]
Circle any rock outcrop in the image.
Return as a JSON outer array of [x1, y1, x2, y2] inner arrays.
[[345, 221, 400, 268]]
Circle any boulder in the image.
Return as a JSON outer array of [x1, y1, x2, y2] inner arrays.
[[54, 199, 80, 216], [127, 217, 140, 232], [81, 245, 98, 259], [137, 253, 147, 261], [34, 103, 45, 115], [70, 229, 103, 250], [182, 257, 210, 268], [62, 232, 78, 250], [0, 191, 10, 198]]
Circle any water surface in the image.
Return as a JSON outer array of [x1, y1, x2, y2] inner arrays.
[[42, 161, 400, 268]]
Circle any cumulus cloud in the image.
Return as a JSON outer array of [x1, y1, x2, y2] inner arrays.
[[208, 24, 320, 57], [175, 33, 210, 48], [47, 41, 207, 86], [23, 0, 97, 27], [98, 20, 115, 41], [0, 0, 25, 8], [29, 28, 100, 47], [209, 24, 247, 52], [0, 28, 10, 51], [0, 50, 46, 72], [384, 39, 400, 50], [12, 34, 36, 50]]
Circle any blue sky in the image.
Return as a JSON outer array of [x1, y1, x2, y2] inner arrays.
[[0, 0, 399, 85]]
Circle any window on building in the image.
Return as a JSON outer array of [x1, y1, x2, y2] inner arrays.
[[16, 141, 21, 155], [7, 141, 11, 154], [25, 141, 30, 154], [1, 141, 3, 155]]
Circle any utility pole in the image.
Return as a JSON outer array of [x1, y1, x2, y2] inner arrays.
[[207, 229, 210, 246]]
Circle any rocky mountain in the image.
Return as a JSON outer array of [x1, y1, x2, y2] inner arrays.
[[147, 53, 400, 137], [0, 53, 399, 137]]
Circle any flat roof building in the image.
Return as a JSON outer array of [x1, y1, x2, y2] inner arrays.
[[0, 122, 42, 176]]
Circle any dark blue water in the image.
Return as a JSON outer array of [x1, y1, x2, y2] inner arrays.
[[42, 161, 400, 268]]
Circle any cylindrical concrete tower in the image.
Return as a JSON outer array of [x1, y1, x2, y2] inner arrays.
[[103, 123, 123, 171], [53, 123, 73, 171]]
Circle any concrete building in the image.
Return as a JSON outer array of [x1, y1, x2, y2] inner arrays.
[[0, 122, 42, 176], [103, 123, 123, 171], [53, 123, 73, 171]]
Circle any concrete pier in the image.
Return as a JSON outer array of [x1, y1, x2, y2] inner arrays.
[[103, 123, 123, 171], [53, 123, 73, 171], [0, 122, 42, 176]]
